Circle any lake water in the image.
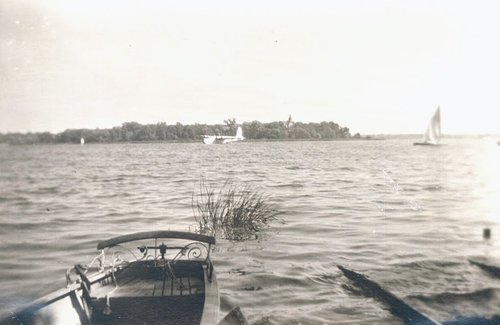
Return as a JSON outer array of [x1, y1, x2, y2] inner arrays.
[[1, 138, 500, 324]]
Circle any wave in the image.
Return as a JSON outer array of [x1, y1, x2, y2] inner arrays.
[[270, 183, 304, 188], [444, 315, 500, 325], [394, 259, 463, 270], [2, 140, 500, 324], [310, 272, 342, 285], [336, 166, 355, 171], [285, 166, 302, 170], [0, 222, 43, 231], [411, 287, 498, 305], [423, 184, 444, 191]]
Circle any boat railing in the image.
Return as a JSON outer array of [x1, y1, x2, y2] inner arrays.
[[95, 231, 215, 268], [64, 231, 216, 300], [169, 241, 210, 264], [97, 230, 216, 250]]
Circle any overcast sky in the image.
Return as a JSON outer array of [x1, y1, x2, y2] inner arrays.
[[1, 0, 499, 134]]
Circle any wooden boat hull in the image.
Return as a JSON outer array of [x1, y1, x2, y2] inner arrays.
[[5, 261, 218, 325], [3, 231, 220, 325]]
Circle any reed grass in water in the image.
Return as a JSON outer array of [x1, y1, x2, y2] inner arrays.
[[193, 179, 281, 240]]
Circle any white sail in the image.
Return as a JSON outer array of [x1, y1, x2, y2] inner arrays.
[[419, 107, 441, 145], [80, 137, 85, 145], [235, 126, 243, 139]]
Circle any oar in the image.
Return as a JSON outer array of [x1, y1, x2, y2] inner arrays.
[[338, 265, 441, 325], [218, 306, 249, 325], [469, 260, 500, 278]]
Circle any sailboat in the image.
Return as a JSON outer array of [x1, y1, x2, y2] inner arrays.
[[413, 107, 441, 146]]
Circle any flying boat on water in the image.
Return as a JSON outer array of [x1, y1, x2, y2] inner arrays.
[[3, 231, 247, 325], [202, 127, 245, 145]]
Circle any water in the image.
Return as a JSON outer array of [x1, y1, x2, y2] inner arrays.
[[1, 138, 500, 324]]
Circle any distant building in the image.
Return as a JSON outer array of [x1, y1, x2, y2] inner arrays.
[[285, 114, 294, 129]]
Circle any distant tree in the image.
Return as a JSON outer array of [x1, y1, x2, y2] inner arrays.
[[110, 126, 122, 142], [57, 129, 81, 143], [166, 124, 178, 140], [1, 119, 354, 144], [289, 126, 310, 139], [242, 121, 262, 139], [339, 127, 350, 138], [155, 122, 167, 140], [224, 118, 237, 134], [38, 132, 54, 143], [121, 122, 142, 141]]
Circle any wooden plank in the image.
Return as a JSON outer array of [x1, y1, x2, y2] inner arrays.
[[11, 268, 115, 316], [200, 263, 219, 325]]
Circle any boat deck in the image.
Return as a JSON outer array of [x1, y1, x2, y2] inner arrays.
[[92, 295, 205, 324], [92, 260, 205, 297], [90, 260, 206, 324]]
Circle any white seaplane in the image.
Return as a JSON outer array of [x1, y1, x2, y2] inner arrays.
[[202, 127, 245, 145]]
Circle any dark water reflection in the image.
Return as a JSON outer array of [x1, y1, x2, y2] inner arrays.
[[1, 138, 500, 324]]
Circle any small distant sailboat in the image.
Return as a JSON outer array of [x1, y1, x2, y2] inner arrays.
[[80, 137, 85, 145], [413, 107, 441, 146]]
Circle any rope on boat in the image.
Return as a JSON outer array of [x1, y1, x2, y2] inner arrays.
[[103, 255, 121, 316], [88, 250, 105, 271]]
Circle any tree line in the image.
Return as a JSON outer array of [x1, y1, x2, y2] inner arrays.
[[0, 120, 357, 145]]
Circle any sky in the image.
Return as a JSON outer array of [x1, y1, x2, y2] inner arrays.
[[1, 0, 499, 135]]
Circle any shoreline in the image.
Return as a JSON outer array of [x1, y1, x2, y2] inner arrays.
[[0, 137, 385, 146]]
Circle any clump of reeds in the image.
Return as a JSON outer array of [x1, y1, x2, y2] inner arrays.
[[192, 179, 281, 240]]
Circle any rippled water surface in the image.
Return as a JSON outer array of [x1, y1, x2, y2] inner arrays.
[[1, 138, 500, 324]]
